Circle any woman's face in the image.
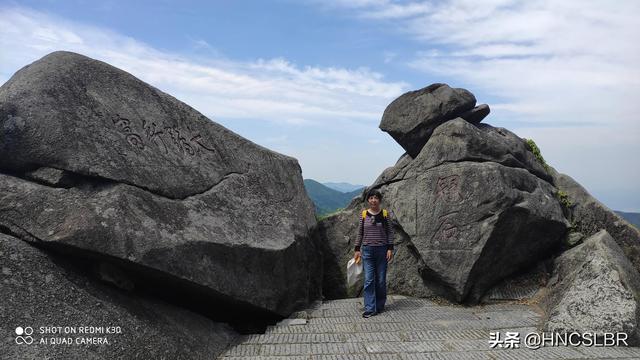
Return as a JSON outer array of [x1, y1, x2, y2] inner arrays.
[[368, 195, 381, 208]]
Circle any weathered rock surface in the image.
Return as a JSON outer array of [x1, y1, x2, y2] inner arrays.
[[460, 103, 491, 125], [379, 83, 477, 157], [409, 119, 552, 182], [0, 51, 280, 200], [318, 110, 569, 303], [380, 162, 565, 302], [481, 261, 551, 302], [542, 230, 640, 344], [0, 51, 319, 316], [549, 166, 640, 272], [0, 234, 238, 359]]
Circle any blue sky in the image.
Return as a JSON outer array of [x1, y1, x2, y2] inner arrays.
[[0, 0, 638, 211]]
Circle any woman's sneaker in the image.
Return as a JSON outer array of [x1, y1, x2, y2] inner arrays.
[[362, 311, 376, 318]]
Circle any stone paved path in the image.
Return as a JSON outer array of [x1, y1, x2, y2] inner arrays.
[[219, 296, 640, 359]]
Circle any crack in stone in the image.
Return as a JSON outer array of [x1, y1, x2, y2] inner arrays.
[[181, 172, 244, 201], [0, 220, 41, 243], [372, 158, 554, 191], [0, 168, 247, 201], [394, 222, 456, 299], [432, 157, 552, 185]]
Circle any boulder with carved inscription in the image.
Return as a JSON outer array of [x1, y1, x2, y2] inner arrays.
[[0, 234, 238, 359], [0, 51, 319, 317], [317, 115, 569, 302], [541, 230, 640, 345]]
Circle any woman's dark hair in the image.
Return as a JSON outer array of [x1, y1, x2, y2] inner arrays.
[[366, 189, 383, 200]]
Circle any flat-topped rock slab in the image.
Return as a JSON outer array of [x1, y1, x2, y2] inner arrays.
[[219, 296, 640, 359]]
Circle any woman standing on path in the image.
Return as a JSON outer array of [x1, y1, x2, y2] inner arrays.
[[353, 189, 394, 318]]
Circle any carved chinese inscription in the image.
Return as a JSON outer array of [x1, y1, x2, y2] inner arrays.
[[112, 116, 144, 150], [141, 120, 168, 154], [110, 114, 216, 158], [432, 213, 460, 248], [436, 175, 463, 203]]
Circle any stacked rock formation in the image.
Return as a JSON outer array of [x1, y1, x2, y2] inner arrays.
[[316, 82, 640, 343], [0, 51, 320, 358], [317, 84, 570, 302], [317, 83, 640, 314]]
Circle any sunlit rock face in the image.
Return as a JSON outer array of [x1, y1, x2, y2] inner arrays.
[[318, 85, 568, 302], [0, 51, 320, 317]]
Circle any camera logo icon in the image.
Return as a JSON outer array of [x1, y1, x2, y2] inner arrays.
[[15, 326, 34, 345]]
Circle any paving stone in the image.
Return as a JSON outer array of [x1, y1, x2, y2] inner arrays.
[[220, 356, 310, 360], [403, 330, 488, 341], [221, 344, 261, 357], [240, 333, 346, 344], [442, 339, 495, 351], [365, 341, 449, 353], [574, 346, 640, 358], [473, 309, 540, 320], [345, 332, 403, 342], [487, 327, 539, 336], [314, 355, 401, 360], [308, 312, 482, 325], [260, 343, 312, 356], [318, 308, 362, 317], [488, 347, 585, 359], [476, 303, 539, 312], [276, 318, 308, 326], [321, 298, 364, 306], [310, 343, 365, 355], [217, 296, 639, 359], [399, 351, 490, 360], [267, 323, 355, 334]]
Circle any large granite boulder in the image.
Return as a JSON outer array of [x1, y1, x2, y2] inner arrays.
[[542, 230, 640, 344], [549, 166, 640, 271], [317, 110, 569, 302], [0, 234, 237, 359], [0, 51, 319, 317], [379, 83, 489, 158]]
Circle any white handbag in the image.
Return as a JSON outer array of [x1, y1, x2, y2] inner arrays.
[[346, 258, 363, 287]]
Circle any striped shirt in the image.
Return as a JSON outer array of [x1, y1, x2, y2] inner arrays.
[[355, 209, 394, 251]]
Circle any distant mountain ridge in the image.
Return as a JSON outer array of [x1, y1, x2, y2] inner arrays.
[[323, 182, 366, 193], [616, 211, 640, 228], [303, 179, 363, 215]]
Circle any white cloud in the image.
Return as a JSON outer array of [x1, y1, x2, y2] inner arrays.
[[361, 2, 431, 19], [191, 38, 212, 50], [383, 51, 397, 64], [317, 0, 640, 210], [321, 1, 640, 124], [0, 6, 407, 127], [1, 3, 638, 209]]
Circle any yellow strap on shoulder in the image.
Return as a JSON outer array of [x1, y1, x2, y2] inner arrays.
[[382, 209, 388, 218], [362, 210, 367, 219]]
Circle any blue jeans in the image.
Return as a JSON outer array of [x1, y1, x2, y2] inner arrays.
[[362, 245, 388, 313]]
